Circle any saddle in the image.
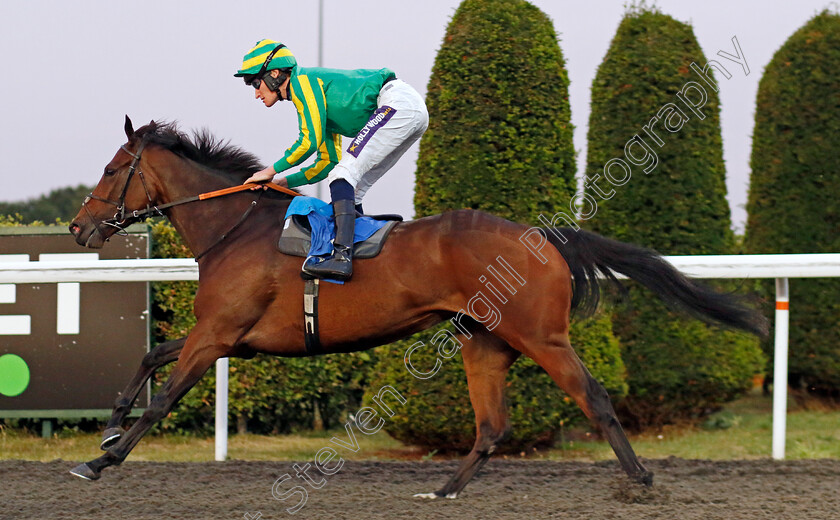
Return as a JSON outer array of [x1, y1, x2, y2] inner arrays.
[[277, 212, 401, 259]]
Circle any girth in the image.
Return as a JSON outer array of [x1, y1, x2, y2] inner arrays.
[[303, 279, 321, 354]]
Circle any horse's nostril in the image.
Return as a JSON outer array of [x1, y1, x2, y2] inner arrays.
[[69, 223, 81, 236]]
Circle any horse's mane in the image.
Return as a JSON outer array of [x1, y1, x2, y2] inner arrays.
[[135, 121, 268, 183]]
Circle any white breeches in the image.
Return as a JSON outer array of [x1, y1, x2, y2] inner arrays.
[[327, 79, 429, 204]]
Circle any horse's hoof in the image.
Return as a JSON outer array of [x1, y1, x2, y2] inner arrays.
[[69, 463, 100, 481], [100, 427, 125, 450], [414, 490, 457, 499], [634, 470, 654, 487]]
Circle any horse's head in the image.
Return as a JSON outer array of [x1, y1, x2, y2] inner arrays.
[[70, 116, 164, 248]]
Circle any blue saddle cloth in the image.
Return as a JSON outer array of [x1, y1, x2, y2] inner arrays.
[[285, 197, 389, 257]]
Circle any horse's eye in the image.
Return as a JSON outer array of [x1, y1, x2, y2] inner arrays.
[[104, 167, 116, 176]]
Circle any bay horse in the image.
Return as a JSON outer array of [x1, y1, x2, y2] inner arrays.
[[67, 117, 767, 497]]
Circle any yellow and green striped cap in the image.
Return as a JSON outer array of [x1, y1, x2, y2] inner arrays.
[[234, 39, 297, 77]]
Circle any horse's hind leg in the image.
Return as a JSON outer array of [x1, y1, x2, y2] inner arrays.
[[525, 335, 653, 486], [100, 337, 186, 450], [416, 331, 520, 499]]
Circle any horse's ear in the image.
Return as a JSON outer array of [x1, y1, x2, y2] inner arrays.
[[124, 115, 134, 139], [148, 119, 157, 131]]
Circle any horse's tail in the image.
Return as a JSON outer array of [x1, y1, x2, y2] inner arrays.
[[546, 227, 769, 337]]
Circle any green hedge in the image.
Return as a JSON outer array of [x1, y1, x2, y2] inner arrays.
[[745, 11, 840, 394], [149, 220, 377, 434], [0, 185, 92, 224], [585, 6, 764, 427], [368, 0, 627, 452], [414, 0, 575, 224]]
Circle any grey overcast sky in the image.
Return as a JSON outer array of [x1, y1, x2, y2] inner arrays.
[[0, 0, 832, 232]]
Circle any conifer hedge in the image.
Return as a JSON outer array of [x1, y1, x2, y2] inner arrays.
[[413, 0, 575, 223], [366, 0, 627, 452], [745, 11, 840, 394], [584, 7, 764, 427]]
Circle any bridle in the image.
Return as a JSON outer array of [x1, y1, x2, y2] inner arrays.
[[82, 137, 161, 238], [81, 136, 301, 259]]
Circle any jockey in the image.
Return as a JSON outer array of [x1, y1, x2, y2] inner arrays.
[[236, 39, 429, 281]]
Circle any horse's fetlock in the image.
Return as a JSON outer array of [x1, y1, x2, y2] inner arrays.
[[477, 421, 507, 448], [500, 423, 513, 442]]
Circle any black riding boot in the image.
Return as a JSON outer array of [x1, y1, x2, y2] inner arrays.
[[302, 199, 356, 281]]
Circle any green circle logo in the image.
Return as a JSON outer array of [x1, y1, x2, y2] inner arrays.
[[0, 354, 30, 397]]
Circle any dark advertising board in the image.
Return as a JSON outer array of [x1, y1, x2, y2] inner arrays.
[[0, 224, 150, 417]]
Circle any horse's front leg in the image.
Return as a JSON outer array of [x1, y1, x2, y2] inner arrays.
[[100, 337, 187, 450], [70, 336, 222, 481]]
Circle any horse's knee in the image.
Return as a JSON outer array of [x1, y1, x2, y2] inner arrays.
[[141, 339, 185, 369], [141, 349, 162, 369], [113, 394, 132, 410]]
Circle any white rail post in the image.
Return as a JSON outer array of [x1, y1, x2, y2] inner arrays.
[[772, 277, 790, 460], [215, 357, 229, 461]]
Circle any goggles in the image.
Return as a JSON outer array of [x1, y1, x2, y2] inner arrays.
[[245, 75, 264, 89]]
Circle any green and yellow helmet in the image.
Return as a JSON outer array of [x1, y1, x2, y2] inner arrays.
[[234, 39, 297, 77]]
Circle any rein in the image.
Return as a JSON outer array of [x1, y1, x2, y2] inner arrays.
[[82, 138, 300, 258]]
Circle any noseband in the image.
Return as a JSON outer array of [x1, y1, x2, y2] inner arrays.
[[82, 137, 162, 237]]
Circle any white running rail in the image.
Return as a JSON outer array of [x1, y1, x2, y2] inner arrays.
[[2, 253, 838, 461]]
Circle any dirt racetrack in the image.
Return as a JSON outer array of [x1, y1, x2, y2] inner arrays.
[[2, 458, 839, 519]]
